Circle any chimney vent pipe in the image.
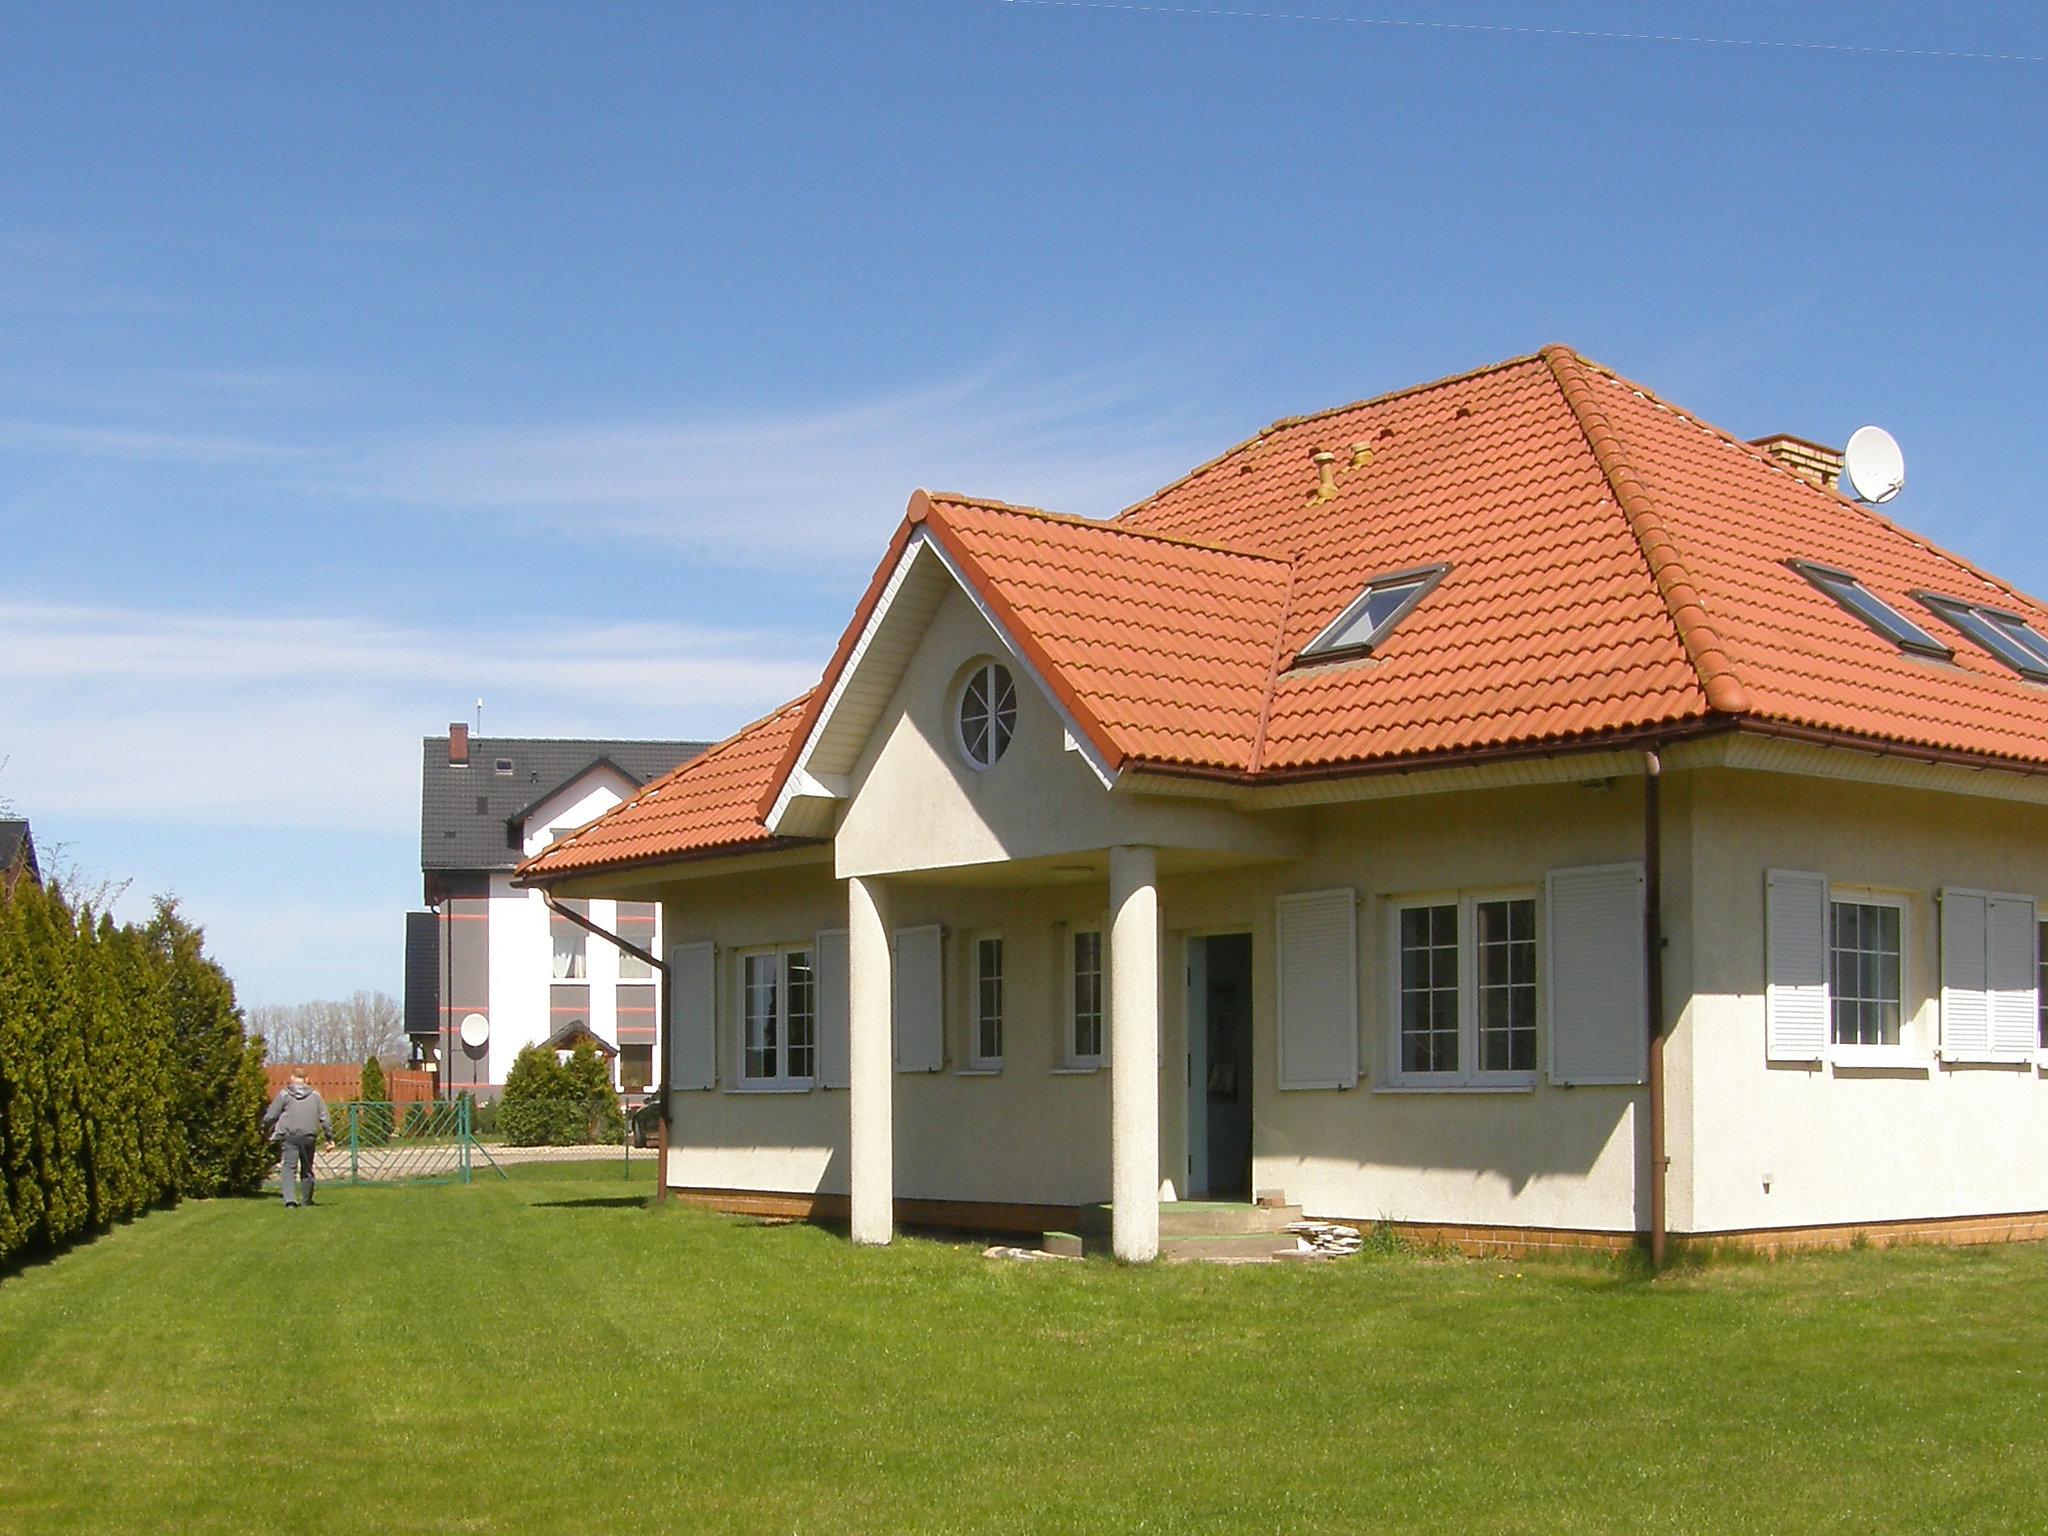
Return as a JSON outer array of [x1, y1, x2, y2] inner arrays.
[[1311, 450, 1339, 502], [449, 723, 470, 765]]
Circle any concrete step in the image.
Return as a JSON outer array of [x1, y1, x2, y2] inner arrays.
[[1039, 1227, 1303, 1262], [1070, 1200, 1303, 1239]]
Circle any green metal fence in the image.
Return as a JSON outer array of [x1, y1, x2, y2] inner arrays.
[[316, 1099, 506, 1186]]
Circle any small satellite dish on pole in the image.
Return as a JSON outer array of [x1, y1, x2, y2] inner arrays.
[[1843, 426, 1905, 504], [459, 1012, 490, 1050]]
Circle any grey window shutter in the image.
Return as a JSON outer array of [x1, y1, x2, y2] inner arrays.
[[1276, 889, 1358, 1090], [1547, 863, 1647, 1085], [893, 924, 944, 1073], [666, 940, 717, 1090], [1941, 889, 1992, 1062], [1987, 895, 2039, 1060], [815, 928, 851, 1089], [1765, 870, 1829, 1063]]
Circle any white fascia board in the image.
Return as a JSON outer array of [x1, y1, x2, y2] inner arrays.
[[765, 534, 931, 835], [919, 535, 1120, 793], [765, 529, 1121, 836]]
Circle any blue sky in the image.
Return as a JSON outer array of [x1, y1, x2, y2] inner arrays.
[[2, 1, 2043, 1004]]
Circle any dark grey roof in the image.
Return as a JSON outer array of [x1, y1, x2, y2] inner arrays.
[[0, 820, 37, 885], [421, 737, 707, 873]]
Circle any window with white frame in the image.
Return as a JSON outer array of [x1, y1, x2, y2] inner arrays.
[[1829, 894, 1904, 1048], [616, 901, 657, 980], [956, 660, 1018, 770], [739, 947, 816, 1086], [1389, 893, 1537, 1087], [971, 935, 1004, 1068], [1068, 928, 1104, 1065], [550, 899, 588, 980]]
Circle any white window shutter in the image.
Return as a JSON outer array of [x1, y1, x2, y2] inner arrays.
[[815, 928, 851, 1089], [893, 924, 944, 1073], [1276, 889, 1358, 1090], [666, 940, 717, 1090], [1765, 870, 1829, 1063], [1987, 896, 2039, 1060], [1941, 889, 1992, 1062], [1546, 863, 1647, 1085]]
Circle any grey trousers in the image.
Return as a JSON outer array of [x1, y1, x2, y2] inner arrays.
[[278, 1135, 317, 1206]]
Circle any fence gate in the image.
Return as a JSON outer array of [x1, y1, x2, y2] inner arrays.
[[314, 1099, 506, 1186]]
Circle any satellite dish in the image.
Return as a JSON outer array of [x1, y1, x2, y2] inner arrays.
[[1843, 425, 1905, 504], [459, 1012, 490, 1050]]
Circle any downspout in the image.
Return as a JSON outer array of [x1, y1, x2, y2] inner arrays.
[[540, 890, 671, 1205], [1643, 749, 1668, 1268]]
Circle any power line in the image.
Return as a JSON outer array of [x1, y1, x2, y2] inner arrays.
[[994, 0, 2048, 64]]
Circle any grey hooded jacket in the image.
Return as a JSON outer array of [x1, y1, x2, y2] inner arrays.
[[262, 1084, 332, 1142]]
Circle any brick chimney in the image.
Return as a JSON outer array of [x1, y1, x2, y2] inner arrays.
[[1750, 434, 1844, 491], [448, 722, 469, 765]]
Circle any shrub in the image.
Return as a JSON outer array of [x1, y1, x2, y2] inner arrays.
[[496, 1043, 624, 1146], [355, 1057, 393, 1146]]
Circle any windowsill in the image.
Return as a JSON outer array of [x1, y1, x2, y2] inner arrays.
[[724, 1083, 813, 1095], [1940, 1054, 2036, 1070], [955, 1066, 1003, 1077], [1376, 1078, 1535, 1095], [1051, 1064, 1102, 1075], [1829, 1048, 1929, 1072]]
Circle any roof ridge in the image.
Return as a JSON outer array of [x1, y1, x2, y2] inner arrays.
[[1585, 358, 2048, 621], [920, 490, 1290, 563], [1540, 345, 1751, 717], [1113, 349, 1548, 523], [1246, 557, 1300, 775]]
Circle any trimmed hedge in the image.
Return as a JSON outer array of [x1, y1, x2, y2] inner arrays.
[[498, 1042, 625, 1146], [0, 885, 269, 1270]]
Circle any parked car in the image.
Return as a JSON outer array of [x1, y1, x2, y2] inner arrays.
[[630, 1099, 663, 1148]]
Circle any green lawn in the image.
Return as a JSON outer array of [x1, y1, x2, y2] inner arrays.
[[3, 1164, 2046, 1534]]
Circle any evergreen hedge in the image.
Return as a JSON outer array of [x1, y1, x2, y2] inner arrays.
[[0, 885, 268, 1271], [498, 1042, 624, 1146]]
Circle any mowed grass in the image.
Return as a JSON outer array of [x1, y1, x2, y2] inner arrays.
[[3, 1165, 2047, 1535]]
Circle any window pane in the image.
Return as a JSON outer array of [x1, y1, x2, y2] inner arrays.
[[1399, 903, 1459, 1075], [1476, 898, 1537, 1075], [617, 902, 657, 979], [785, 950, 815, 1080], [550, 899, 588, 980], [744, 953, 779, 1079], [620, 1043, 653, 1092], [1829, 900, 1902, 1047], [1072, 930, 1103, 1060], [976, 936, 1004, 1062]]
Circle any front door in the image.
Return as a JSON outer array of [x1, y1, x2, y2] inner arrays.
[[1186, 933, 1254, 1201]]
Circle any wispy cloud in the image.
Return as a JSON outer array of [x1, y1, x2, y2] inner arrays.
[[335, 358, 1220, 564], [0, 600, 824, 834]]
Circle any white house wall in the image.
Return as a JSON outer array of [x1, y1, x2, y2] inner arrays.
[[1683, 770, 2048, 1235]]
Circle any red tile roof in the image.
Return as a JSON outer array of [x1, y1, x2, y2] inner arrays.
[[523, 344, 2048, 883], [518, 693, 816, 881]]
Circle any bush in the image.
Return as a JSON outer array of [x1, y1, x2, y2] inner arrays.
[[496, 1043, 623, 1146]]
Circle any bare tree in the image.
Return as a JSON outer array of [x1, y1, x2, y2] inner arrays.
[[248, 990, 406, 1064]]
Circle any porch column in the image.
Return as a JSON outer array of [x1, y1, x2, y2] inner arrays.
[[847, 874, 894, 1246], [1109, 844, 1160, 1262]]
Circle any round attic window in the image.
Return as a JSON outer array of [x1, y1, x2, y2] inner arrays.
[[956, 660, 1017, 770]]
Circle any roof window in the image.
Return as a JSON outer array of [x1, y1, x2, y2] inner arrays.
[[495, 758, 514, 774], [1297, 565, 1448, 662], [1913, 593, 2048, 682], [1788, 561, 1951, 659]]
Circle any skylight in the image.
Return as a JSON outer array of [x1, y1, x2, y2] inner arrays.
[[1788, 561, 1952, 659], [1298, 565, 1448, 662], [1914, 593, 2048, 682]]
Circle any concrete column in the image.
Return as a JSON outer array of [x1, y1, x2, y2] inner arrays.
[[848, 874, 894, 1246], [1109, 844, 1161, 1262]]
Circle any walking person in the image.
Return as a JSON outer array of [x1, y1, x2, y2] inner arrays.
[[262, 1070, 334, 1209]]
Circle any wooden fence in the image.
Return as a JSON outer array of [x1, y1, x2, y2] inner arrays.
[[264, 1064, 436, 1105]]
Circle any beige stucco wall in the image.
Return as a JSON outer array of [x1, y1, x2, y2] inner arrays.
[[658, 863, 1122, 1208], [658, 769, 1665, 1234], [832, 586, 1303, 879], [1682, 770, 2048, 1234]]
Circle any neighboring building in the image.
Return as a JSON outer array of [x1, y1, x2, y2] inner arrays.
[[517, 345, 2048, 1259], [411, 729, 706, 1099], [0, 820, 40, 895]]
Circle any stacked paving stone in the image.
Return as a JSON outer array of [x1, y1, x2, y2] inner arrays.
[[1286, 1220, 1364, 1258]]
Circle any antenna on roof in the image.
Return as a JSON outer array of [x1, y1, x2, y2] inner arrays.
[[1842, 426, 1905, 505], [474, 697, 484, 734]]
